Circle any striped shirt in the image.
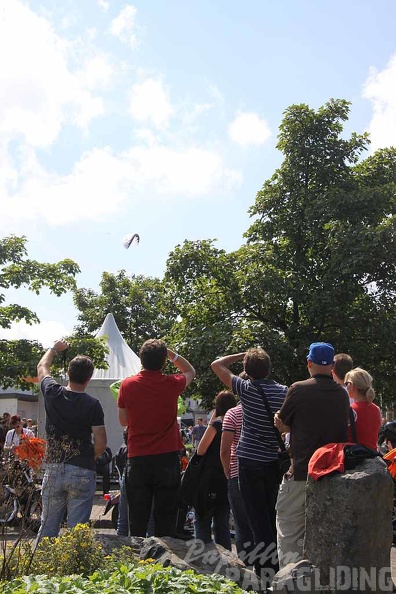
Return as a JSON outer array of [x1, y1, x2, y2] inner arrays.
[[222, 403, 243, 479], [232, 376, 287, 463]]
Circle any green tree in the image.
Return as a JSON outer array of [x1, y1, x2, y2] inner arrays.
[[0, 235, 108, 389], [164, 240, 244, 409], [245, 99, 396, 403], [164, 100, 396, 409], [73, 271, 174, 353], [0, 235, 79, 329]]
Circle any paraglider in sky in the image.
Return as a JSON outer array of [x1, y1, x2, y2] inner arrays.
[[123, 233, 140, 249]]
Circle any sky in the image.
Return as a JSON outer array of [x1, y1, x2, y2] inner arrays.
[[1, 0, 396, 347]]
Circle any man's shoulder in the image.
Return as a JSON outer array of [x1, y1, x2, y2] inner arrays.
[[288, 376, 324, 393]]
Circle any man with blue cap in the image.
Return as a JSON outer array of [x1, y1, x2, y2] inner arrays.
[[274, 342, 349, 569]]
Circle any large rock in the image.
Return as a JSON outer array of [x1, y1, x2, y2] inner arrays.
[[95, 534, 260, 591], [304, 457, 393, 593]]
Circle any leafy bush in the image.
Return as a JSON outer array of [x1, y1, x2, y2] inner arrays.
[[2, 561, 249, 593], [29, 523, 104, 577]]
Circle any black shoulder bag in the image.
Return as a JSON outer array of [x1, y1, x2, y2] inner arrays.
[[252, 381, 291, 483]]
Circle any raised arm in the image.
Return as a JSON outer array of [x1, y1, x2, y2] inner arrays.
[[211, 352, 246, 389], [37, 339, 69, 382], [167, 348, 196, 387]]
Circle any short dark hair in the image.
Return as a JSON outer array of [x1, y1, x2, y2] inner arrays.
[[10, 415, 21, 425], [139, 339, 167, 370], [68, 356, 94, 385], [214, 391, 236, 417], [243, 348, 271, 380], [333, 353, 353, 381]]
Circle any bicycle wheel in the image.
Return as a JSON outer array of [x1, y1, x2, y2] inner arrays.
[[25, 492, 42, 534], [0, 491, 18, 525]]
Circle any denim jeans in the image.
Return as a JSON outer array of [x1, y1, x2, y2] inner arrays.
[[228, 476, 254, 562], [238, 457, 279, 583], [117, 470, 129, 536], [194, 499, 231, 550], [126, 452, 180, 537], [38, 463, 96, 540]]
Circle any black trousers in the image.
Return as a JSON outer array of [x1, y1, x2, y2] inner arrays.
[[238, 457, 280, 584], [96, 463, 111, 495], [126, 452, 180, 537]]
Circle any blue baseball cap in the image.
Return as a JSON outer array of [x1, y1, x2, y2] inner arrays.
[[307, 342, 334, 366]]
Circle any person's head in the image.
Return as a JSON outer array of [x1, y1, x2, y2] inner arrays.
[[10, 415, 21, 429], [344, 367, 375, 402], [196, 417, 203, 426], [383, 421, 396, 449], [332, 353, 354, 384], [68, 356, 94, 385], [139, 339, 167, 370], [27, 419, 33, 427], [243, 348, 271, 380], [214, 390, 237, 417], [307, 342, 334, 376], [3, 412, 10, 421]]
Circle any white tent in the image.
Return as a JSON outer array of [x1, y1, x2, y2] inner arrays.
[[88, 313, 141, 455]]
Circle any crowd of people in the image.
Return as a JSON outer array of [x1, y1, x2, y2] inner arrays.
[[0, 337, 391, 591]]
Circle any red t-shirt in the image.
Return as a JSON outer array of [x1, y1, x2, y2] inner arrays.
[[348, 400, 381, 451], [118, 370, 186, 457]]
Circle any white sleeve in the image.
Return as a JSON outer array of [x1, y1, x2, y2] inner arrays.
[[4, 430, 13, 447]]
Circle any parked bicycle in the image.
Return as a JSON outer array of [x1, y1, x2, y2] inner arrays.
[[0, 458, 42, 533]]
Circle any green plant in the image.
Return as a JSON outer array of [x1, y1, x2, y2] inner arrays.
[[29, 523, 104, 577], [2, 560, 250, 593]]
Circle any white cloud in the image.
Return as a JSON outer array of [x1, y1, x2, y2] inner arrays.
[[130, 78, 174, 129], [126, 144, 242, 195], [110, 5, 137, 48], [97, 0, 109, 11], [0, 142, 241, 231], [77, 55, 114, 90], [228, 112, 271, 146], [0, 0, 106, 148], [0, 320, 70, 346], [363, 54, 396, 152]]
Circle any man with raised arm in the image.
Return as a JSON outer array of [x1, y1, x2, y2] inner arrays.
[[37, 339, 107, 539], [118, 339, 195, 538], [211, 348, 287, 588]]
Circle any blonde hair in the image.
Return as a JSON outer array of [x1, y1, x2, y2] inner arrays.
[[345, 367, 375, 402]]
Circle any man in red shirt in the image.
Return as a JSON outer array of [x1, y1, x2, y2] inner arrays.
[[118, 339, 195, 537]]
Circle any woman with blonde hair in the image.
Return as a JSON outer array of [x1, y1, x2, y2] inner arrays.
[[345, 367, 381, 451]]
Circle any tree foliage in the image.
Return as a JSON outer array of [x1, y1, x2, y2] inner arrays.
[[0, 236, 109, 390], [0, 235, 80, 329], [73, 271, 174, 353], [164, 100, 396, 408], [245, 99, 396, 402]]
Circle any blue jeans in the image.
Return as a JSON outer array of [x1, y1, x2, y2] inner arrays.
[[117, 470, 129, 536], [228, 476, 254, 562], [38, 463, 96, 540], [238, 457, 279, 583], [194, 500, 231, 550]]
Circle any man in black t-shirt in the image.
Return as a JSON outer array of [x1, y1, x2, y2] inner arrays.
[[37, 339, 107, 540]]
